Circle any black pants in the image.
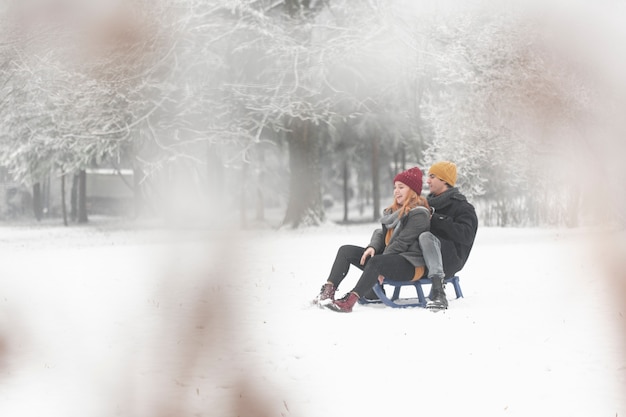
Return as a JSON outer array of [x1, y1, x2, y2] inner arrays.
[[326, 245, 415, 297]]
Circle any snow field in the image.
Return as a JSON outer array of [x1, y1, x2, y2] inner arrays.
[[0, 222, 624, 417]]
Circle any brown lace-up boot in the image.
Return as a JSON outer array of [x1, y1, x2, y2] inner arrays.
[[325, 292, 359, 313], [313, 283, 335, 306]]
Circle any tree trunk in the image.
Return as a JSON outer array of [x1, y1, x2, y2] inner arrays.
[[133, 164, 143, 219], [371, 136, 380, 221], [71, 173, 78, 222], [282, 119, 323, 228], [77, 169, 88, 223], [240, 162, 248, 229], [43, 175, 50, 216], [393, 151, 399, 174], [255, 146, 265, 223], [393, 146, 407, 176], [61, 172, 68, 226], [32, 182, 43, 221], [342, 158, 349, 223]]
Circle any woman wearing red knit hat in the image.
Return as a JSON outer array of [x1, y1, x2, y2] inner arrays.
[[313, 166, 431, 313]]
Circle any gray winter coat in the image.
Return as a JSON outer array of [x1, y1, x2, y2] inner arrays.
[[368, 206, 431, 267]]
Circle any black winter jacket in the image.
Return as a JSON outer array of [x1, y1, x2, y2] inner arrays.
[[429, 189, 478, 277]]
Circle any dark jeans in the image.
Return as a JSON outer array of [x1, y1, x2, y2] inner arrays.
[[326, 245, 415, 297]]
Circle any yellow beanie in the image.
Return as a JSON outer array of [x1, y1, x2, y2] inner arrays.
[[429, 161, 457, 186]]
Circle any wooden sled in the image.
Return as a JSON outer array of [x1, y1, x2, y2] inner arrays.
[[366, 276, 463, 308]]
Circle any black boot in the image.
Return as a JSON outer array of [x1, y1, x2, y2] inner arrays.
[[361, 286, 384, 303], [426, 276, 448, 310]]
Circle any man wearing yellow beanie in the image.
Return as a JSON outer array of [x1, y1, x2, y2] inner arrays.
[[428, 161, 458, 187], [419, 161, 478, 310]]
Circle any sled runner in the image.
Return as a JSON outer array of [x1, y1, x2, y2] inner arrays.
[[366, 276, 463, 308]]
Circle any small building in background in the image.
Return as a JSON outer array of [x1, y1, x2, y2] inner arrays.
[[0, 166, 135, 221]]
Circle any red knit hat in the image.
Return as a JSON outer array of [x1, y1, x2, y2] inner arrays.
[[393, 166, 423, 195]]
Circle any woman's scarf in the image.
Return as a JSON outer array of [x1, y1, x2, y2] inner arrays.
[[379, 207, 407, 243], [380, 208, 403, 230]]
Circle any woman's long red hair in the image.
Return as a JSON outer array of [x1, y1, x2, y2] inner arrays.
[[387, 190, 430, 217]]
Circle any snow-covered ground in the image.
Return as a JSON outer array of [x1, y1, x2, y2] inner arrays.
[[0, 219, 624, 417]]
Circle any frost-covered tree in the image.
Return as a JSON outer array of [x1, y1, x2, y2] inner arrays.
[[222, 0, 428, 226], [4, 0, 603, 228], [0, 0, 196, 221], [418, 6, 592, 226]]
